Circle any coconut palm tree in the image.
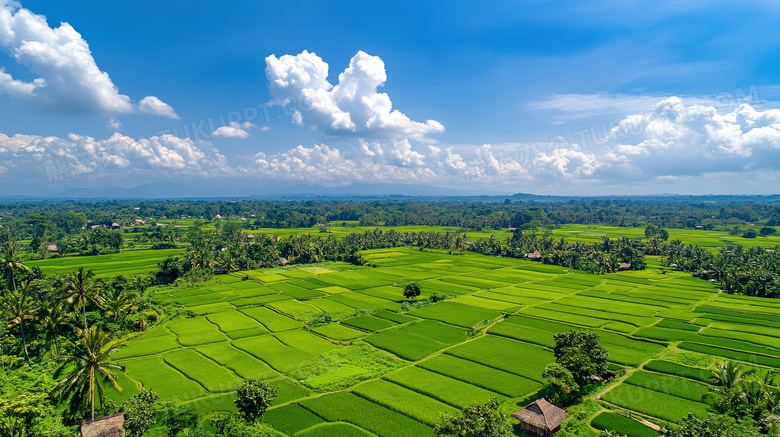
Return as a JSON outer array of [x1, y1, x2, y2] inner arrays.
[[102, 287, 138, 325], [55, 326, 123, 421], [1, 283, 40, 361], [0, 239, 29, 292], [62, 267, 103, 330], [43, 301, 71, 356], [705, 361, 755, 412]]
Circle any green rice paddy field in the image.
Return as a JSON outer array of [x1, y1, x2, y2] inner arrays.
[[104, 246, 780, 436], [27, 223, 778, 278], [27, 248, 182, 277]]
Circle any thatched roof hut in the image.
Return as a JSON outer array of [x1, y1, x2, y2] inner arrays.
[[524, 251, 542, 261], [618, 262, 631, 270], [512, 398, 568, 437], [46, 244, 59, 252], [257, 259, 268, 268], [278, 257, 289, 266]]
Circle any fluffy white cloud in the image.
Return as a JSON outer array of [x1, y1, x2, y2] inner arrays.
[[212, 122, 255, 139], [0, 1, 176, 117], [138, 96, 179, 119], [0, 131, 231, 184], [265, 50, 444, 140], [602, 98, 780, 180]]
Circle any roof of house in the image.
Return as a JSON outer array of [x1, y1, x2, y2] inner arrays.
[[511, 398, 568, 431]]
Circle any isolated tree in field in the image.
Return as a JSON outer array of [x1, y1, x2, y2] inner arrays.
[[1, 239, 29, 292], [234, 380, 276, 423], [1, 284, 40, 361], [63, 267, 103, 329], [55, 326, 123, 420], [122, 389, 160, 437], [403, 282, 422, 300], [553, 330, 608, 383], [543, 363, 579, 404], [435, 398, 511, 437]]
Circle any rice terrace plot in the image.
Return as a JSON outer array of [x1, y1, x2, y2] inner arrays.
[[100, 246, 780, 436]]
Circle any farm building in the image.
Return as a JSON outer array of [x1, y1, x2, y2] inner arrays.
[[512, 398, 568, 437], [524, 251, 542, 261]]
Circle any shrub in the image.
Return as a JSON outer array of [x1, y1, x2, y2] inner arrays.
[[235, 380, 277, 423]]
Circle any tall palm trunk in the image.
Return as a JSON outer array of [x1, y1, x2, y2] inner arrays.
[[82, 305, 88, 330], [91, 367, 95, 420], [10, 270, 16, 291], [20, 320, 29, 361]]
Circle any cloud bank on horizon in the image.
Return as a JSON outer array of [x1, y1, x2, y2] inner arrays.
[[0, 0, 177, 118], [2, 52, 779, 192]]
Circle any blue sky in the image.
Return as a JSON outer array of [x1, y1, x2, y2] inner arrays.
[[1, 0, 780, 196]]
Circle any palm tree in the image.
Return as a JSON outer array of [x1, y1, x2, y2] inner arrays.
[[0, 239, 29, 292], [102, 288, 138, 325], [63, 267, 103, 330], [705, 361, 755, 412], [55, 327, 123, 421], [1, 283, 40, 361], [43, 301, 71, 356]]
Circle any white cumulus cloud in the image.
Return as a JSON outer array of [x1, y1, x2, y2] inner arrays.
[[602, 98, 780, 180], [265, 50, 444, 140], [0, 131, 232, 184], [212, 122, 255, 139], [138, 96, 179, 119], [0, 1, 176, 117]]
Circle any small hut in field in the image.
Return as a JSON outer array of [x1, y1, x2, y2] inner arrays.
[[257, 259, 268, 268], [278, 257, 289, 266], [524, 251, 542, 261], [512, 398, 568, 437]]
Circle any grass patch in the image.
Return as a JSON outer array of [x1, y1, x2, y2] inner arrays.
[[591, 412, 660, 437], [602, 384, 711, 423], [123, 356, 207, 400], [410, 302, 501, 328], [299, 392, 434, 437], [418, 354, 542, 398], [206, 310, 264, 332], [642, 360, 712, 384], [311, 324, 365, 341], [167, 317, 227, 346], [195, 342, 278, 380], [352, 379, 458, 426], [263, 403, 324, 435], [384, 366, 505, 409], [445, 335, 553, 382], [240, 306, 305, 332], [342, 315, 396, 332], [162, 348, 242, 393]]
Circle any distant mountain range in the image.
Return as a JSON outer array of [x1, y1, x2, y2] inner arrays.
[[1, 179, 779, 202]]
